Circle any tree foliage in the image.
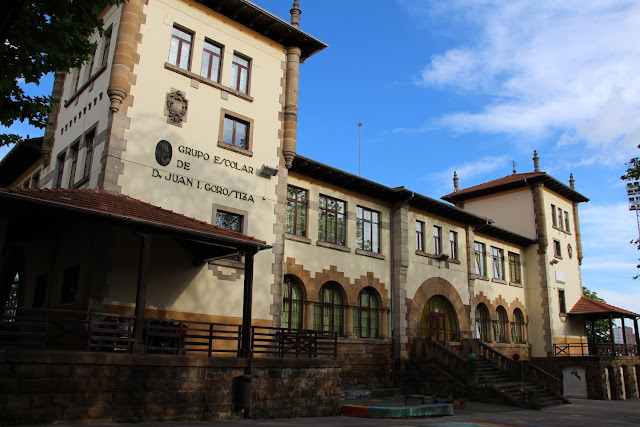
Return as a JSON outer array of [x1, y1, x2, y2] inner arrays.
[[583, 287, 612, 343], [0, 0, 125, 146], [621, 146, 640, 277]]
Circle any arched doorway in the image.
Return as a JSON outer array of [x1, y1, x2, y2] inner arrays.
[[420, 295, 459, 342]]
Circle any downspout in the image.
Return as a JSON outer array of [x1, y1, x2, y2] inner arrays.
[[390, 191, 414, 385]]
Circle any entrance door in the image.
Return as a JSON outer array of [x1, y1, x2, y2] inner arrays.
[[430, 312, 446, 343]]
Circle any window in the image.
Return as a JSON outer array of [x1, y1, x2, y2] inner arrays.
[[476, 304, 490, 341], [508, 252, 521, 284], [474, 242, 486, 277], [356, 206, 380, 253], [30, 171, 40, 188], [553, 239, 562, 258], [71, 68, 81, 94], [314, 282, 343, 334], [60, 265, 80, 304], [200, 40, 222, 82], [168, 26, 192, 70], [84, 52, 96, 83], [318, 195, 346, 246], [449, 231, 458, 260], [222, 115, 249, 149], [416, 221, 425, 252], [557, 208, 563, 230], [286, 186, 307, 237], [420, 295, 459, 342], [354, 287, 379, 338], [68, 143, 79, 187], [55, 152, 66, 188], [491, 247, 505, 280], [558, 290, 567, 314], [282, 276, 302, 330], [493, 306, 509, 343], [511, 309, 525, 344], [230, 53, 250, 94], [83, 130, 95, 179], [433, 226, 442, 255], [564, 211, 571, 232], [216, 210, 242, 232], [101, 28, 112, 66], [551, 204, 558, 227]]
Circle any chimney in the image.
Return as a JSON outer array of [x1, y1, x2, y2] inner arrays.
[[453, 171, 459, 192], [533, 150, 540, 172], [290, 1, 301, 27], [569, 173, 575, 190]]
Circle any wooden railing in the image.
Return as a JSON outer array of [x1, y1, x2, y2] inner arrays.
[[554, 342, 639, 357], [0, 307, 337, 358]]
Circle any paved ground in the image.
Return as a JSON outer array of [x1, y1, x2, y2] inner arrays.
[[26, 399, 640, 426]]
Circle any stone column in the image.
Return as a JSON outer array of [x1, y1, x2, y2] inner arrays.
[[391, 203, 409, 359], [282, 46, 301, 168], [380, 310, 390, 338], [344, 306, 354, 338], [466, 225, 476, 337], [303, 301, 315, 329], [572, 202, 584, 265], [532, 182, 553, 356]]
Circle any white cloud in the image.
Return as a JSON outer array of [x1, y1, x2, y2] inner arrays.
[[420, 155, 509, 192], [414, 0, 640, 166]]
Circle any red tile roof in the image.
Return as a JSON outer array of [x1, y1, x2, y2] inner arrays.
[[569, 296, 639, 317], [0, 187, 267, 247], [442, 171, 588, 204]]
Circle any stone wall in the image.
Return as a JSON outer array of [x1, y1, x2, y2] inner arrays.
[[0, 350, 342, 423], [337, 338, 392, 390], [532, 356, 640, 400]]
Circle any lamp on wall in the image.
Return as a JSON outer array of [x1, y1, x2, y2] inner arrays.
[[258, 164, 278, 178], [437, 253, 449, 261], [550, 259, 559, 265]]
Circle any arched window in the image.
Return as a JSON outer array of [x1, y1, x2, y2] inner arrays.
[[476, 303, 490, 341], [420, 295, 459, 342], [314, 282, 343, 334], [493, 306, 509, 343], [511, 308, 525, 344], [354, 287, 379, 338], [282, 276, 303, 330]]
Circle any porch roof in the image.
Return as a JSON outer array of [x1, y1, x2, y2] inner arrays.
[[569, 296, 639, 319]]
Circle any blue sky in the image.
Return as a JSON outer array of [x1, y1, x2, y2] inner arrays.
[[2, 0, 639, 315]]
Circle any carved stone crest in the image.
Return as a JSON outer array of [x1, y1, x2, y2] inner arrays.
[[165, 90, 188, 127]]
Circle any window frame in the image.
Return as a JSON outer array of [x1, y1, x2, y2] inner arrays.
[[230, 52, 251, 94], [82, 129, 95, 180], [286, 185, 308, 237], [551, 204, 558, 227], [433, 226, 442, 255], [564, 211, 571, 232], [558, 289, 567, 315], [491, 246, 505, 280], [511, 308, 526, 344], [354, 287, 379, 339], [474, 242, 487, 277], [449, 230, 458, 260], [168, 25, 193, 71], [68, 143, 79, 187], [314, 282, 344, 335], [356, 206, 380, 253], [218, 109, 254, 155], [55, 152, 66, 188], [416, 221, 425, 252], [553, 239, 562, 258], [493, 306, 509, 343], [282, 276, 303, 330], [200, 38, 223, 83], [101, 27, 112, 66], [508, 252, 522, 284], [318, 195, 346, 246]]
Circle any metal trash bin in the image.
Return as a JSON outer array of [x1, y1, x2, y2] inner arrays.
[[232, 374, 252, 417]]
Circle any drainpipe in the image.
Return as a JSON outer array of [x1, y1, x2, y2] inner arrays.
[[390, 191, 414, 385]]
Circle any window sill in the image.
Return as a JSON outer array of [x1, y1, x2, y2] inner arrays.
[[210, 259, 245, 269], [316, 240, 350, 253], [164, 62, 254, 102], [509, 281, 523, 288], [492, 278, 507, 285], [285, 233, 311, 244], [554, 255, 563, 260], [552, 225, 572, 235], [474, 275, 490, 282], [217, 141, 253, 157], [355, 248, 385, 260], [64, 64, 107, 108], [72, 176, 90, 189]]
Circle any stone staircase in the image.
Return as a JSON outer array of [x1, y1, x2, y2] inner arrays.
[[474, 356, 569, 408]]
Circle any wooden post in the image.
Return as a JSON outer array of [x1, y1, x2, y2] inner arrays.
[[634, 317, 640, 352], [609, 314, 615, 354], [621, 317, 627, 344], [240, 251, 255, 359], [134, 233, 151, 352]]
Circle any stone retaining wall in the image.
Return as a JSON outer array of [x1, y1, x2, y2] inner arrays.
[[0, 350, 343, 423], [337, 338, 392, 390]]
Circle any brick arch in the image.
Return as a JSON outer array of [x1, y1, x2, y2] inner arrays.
[[407, 277, 470, 338], [309, 265, 350, 303], [283, 274, 308, 302], [285, 257, 312, 296], [475, 291, 494, 313], [353, 272, 390, 309], [508, 298, 528, 323]]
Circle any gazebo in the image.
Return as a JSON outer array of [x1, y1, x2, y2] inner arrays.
[[568, 296, 640, 356]]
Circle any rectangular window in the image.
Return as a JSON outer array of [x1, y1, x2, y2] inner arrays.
[[286, 186, 307, 237], [474, 242, 486, 277], [72, 67, 81, 94], [168, 26, 192, 70], [450, 231, 458, 260], [30, 171, 40, 188], [416, 221, 424, 252], [551, 204, 558, 227], [101, 28, 112, 66], [558, 290, 567, 314], [553, 239, 562, 257], [508, 252, 521, 284], [84, 52, 96, 83], [557, 208, 563, 230], [318, 195, 346, 246], [356, 206, 380, 253], [83, 130, 95, 179], [200, 39, 222, 82], [564, 211, 570, 232], [68, 143, 79, 187], [230, 53, 250, 94], [433, 226, 442, 255], [222, 115, 249, 149], [55, 152, 66, 188], [491, 247, 505, 280], [216, 210, 243, 233]]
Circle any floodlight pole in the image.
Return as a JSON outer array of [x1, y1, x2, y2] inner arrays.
[[357, 122, 363, 177]]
